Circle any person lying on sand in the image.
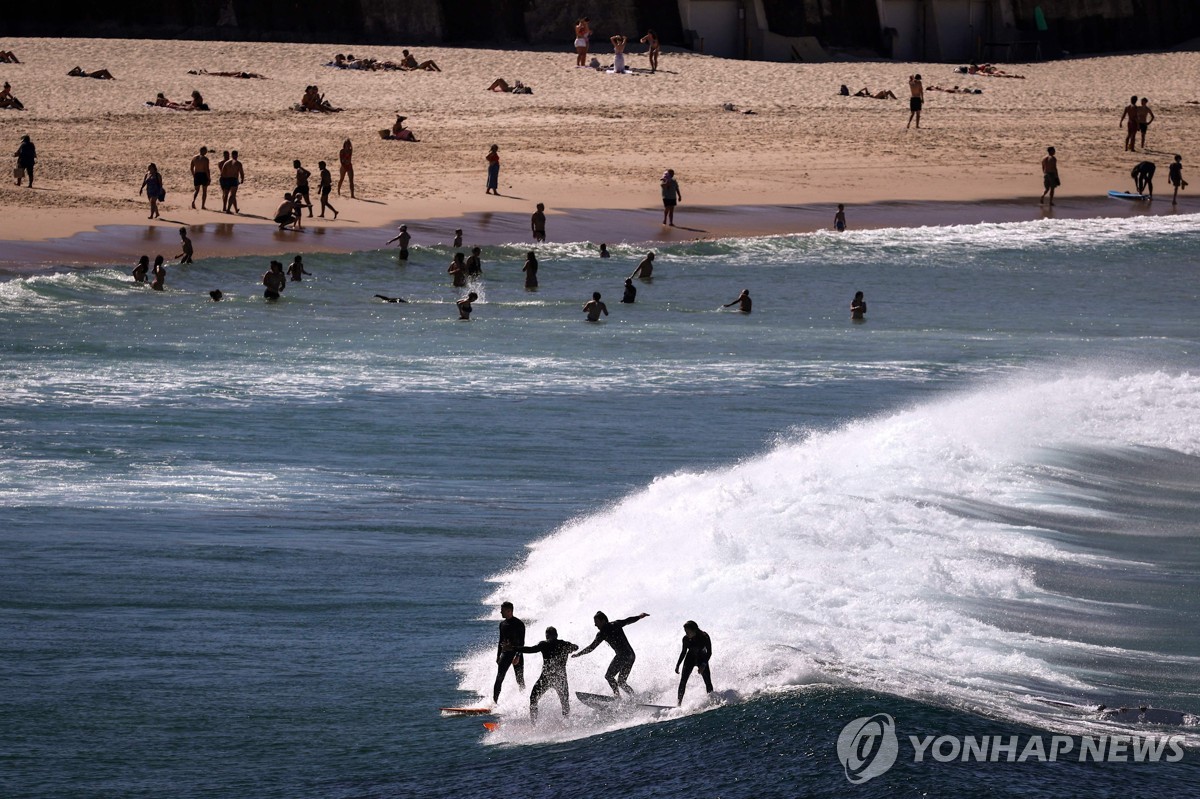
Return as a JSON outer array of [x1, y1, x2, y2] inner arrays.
[[149, 92, 184, 109], [68, 66, 115, 80], [927, 85, 982, 94], [0, 51, 20, 64], [961, 63, 1025, 79], [487, 78, 532, 94], [188, 69, 266, 79], [299, 85, 341, 112], [401, 50, 441, 72], [0, 82, 24, 110], [379, 115, 418, 141], [854, 87, 897, 99]]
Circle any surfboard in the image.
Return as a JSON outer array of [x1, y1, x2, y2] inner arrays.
[[575, 691, 619, 711], [482, 721, 500, 732], [440, 706, 493, 716], [1108, 190, 1149, 201]]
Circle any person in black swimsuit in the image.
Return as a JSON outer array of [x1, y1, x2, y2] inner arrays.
[[519, 626, 579, 723], [1131, 160, 1155, 198], [493, 601, 526, 702], [675, 620, 714, 705], [572, 610, 649, 696]]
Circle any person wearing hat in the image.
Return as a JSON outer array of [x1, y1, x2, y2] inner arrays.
[[386, 225, 411, 261], [675, 620, 714, 705], [14, 134, 35, 187]]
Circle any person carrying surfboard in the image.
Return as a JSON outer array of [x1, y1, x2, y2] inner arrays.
[[493, 601, 526, 702], [572, 610, 649, 697], [518, 626, 578, 724], [675, 620, 714, 705]]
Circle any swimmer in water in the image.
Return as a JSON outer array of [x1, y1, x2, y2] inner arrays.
[[834, 204, 847, 232], [374, 294, 407, 303], [583, 291, 608, 322], [630, 252, 654, 281], [621, 278, 636, 304], [723, 289, 751, 313], [457, 291, 478, 320], [850, 291, 867, 320]]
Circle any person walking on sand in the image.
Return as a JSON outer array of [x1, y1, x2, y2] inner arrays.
[[574, 18, 591, 67], [723, 289, 751, 313], [1040, 146, 1059, 206], [661, 169, 681, 225], [189, 146, 211, 210], [140, 163, 165, 219], [834, 203, 847, 232], [1169, 155, 1188, 205], [176, 228, 194, 264], [386, 225, 411, 262], [485, 145, 500, 195], [293, 160, 313, 217], [220, 150, 244, 214], [583, 291, 608, 322], [317, 161, 338, 219], [493, 601, 526, 703], [907, 74, 924, 129], [14, 134, 36, 187], [1120, 95, 1139, 152], [531, 203, 546, 242], [1136, 98, 1155, 150], [337, 139, 354, 198]]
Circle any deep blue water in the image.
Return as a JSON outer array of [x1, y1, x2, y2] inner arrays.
[[3, 215, 1200, 798]]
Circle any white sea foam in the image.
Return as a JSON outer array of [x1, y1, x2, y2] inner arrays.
[[460, 369, 1200, 743]]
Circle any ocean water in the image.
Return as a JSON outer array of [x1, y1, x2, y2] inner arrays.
[[2, 214, 1200, 798]]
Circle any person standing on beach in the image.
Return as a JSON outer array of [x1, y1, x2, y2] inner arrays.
[[1040, 146, 1059, 206], [723, 289, 752, 313], [220, 151, 244, 214], [140, 163, 165, 219], [531, 203, 546, 242], [176, 228, 194, 264], [574, 18, 591, 67], [640, 29, 660, 73], [337, 139, 354, 198], [907, 74, 924, 129], [631, 252, 654, 281], [583, 292, 608, 322], [1120, 95, 1139, 152], [493, 601, 526, 702], [834, 204, 847, 232], [661, 170, 681, 226], [317, 161, 337, 219], [1169, 155, 1188, 205], [189, 146, 211, 210], [851, 291, 867, 321], [1136, 98, 1155, 150], [14, 134, 35, 187], [522, 251, 538, 289], [485, 145, 500, 195], [293, 160, 313, 217], [386, 225, 411, 262]]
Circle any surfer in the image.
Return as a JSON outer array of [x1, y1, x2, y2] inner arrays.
[[1131, 160, 1155, 199], [675, 620, 714, 705], [493, 601, 525, 702], [519, 626, 579, 724], [572, 611, 649, 697]]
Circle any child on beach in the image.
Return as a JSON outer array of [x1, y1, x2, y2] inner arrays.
[[176, 228, 194, 263], [1169, 155, 1188, 205], [150, 256, 166, 291]]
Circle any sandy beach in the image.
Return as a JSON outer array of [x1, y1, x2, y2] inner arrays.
[[0, 36, 1197, 263]]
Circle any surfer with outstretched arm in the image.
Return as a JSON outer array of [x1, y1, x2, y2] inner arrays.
[[493, 601, 525, 702], [675, 620, 714, 705], [519, 627, 579, 724], [572, 611, 649, 697]]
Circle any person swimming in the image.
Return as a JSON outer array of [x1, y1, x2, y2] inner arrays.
[[621, 278, 636, 304], [583, 291, 608, 322], [457, 291, 478, 320], [723, 289, 751, 313], [850, 291, 867, 321]]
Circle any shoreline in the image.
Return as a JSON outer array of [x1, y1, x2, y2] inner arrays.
[[2, 194, 1192, 270]]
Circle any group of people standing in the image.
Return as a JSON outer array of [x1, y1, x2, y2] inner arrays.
[[572, 18, 661, 73], [493, 602, 714, 724]]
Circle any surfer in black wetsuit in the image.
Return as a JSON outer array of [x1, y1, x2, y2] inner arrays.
[[493, 601, 525, 702], [675, 620, 714, 705], [519, 626, 579, 724], [572, 610, 649, 696]]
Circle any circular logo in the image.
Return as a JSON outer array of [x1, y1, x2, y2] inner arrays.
[[836, 713, 899, 784]]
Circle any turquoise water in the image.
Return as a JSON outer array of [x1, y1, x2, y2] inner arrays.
[[3, 215, 1200, 797]]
